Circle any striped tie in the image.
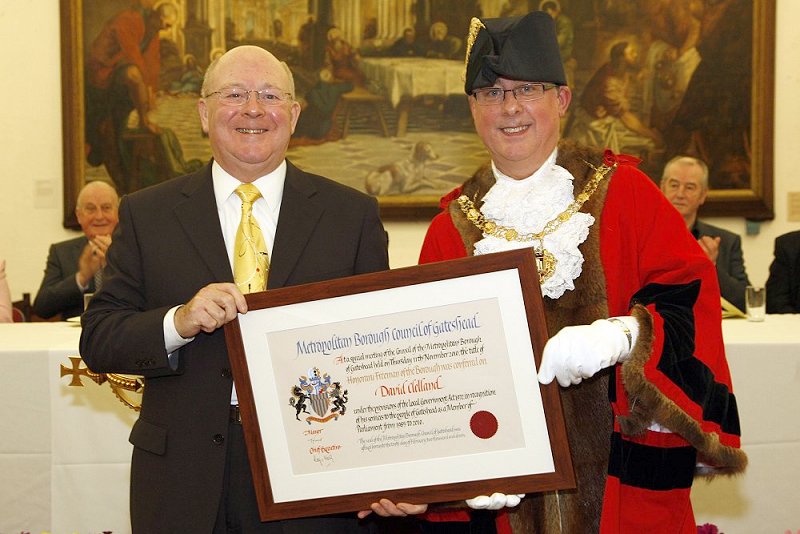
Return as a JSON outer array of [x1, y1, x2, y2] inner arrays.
[[93, 269, 103, 292]]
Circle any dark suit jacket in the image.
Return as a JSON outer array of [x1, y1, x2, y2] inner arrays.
[[693, 220, 750, 312], [79, 162, 389, 533], [766, 230, 800, 313], [33, 235, 96, 319]]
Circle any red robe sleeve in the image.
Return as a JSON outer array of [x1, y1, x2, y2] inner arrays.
[[598, 160, 745, 533], [419, 187, 469, 264], [600, 164, 743, 452]]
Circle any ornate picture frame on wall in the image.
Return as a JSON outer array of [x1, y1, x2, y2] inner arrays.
[[60, 0, 775, 227]]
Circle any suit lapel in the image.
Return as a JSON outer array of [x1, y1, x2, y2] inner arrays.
[[173, 165, 233, 283], [269, 161, 323, 288]]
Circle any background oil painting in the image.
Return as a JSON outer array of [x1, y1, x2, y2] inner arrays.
[[61, 0, 773, 224]]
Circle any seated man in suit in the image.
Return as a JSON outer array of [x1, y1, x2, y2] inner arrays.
[[33, 181, 119, 319], [766, 229, 800, 313], [660, 156, 751, 312]]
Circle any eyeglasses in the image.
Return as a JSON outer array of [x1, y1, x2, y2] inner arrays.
[[471, 83, 558, 105], [204, 88, 293, 106]]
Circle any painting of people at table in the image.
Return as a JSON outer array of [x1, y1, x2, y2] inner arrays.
[[557, 0, 753, 188], [74, 0, 755, 205]]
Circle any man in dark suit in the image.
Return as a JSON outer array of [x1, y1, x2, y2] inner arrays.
[[766, 230, 800, 313], [33, 181, 119, 319], [80, 45, 389, 533], [660, 156, 751, 312]]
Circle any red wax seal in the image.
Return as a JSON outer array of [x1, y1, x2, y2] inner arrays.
[[470, 410, 498, 439]]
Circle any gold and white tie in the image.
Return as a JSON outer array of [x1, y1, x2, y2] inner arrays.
[[233, 184, 269, 293]]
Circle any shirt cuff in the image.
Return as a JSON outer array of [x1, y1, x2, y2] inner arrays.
[[75, 272, 89, 292], [164, 305, 194, 354]]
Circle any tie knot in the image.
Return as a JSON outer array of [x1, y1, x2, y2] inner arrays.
[[235, 183, 262, 205]]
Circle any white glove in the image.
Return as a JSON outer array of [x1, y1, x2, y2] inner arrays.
[[538, 317, 639, 387], [466, 492, 525, 510]]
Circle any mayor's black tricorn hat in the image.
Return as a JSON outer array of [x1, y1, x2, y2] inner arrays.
[[464, 11, 567, 94]]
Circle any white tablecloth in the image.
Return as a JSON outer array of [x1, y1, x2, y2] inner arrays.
[[692, 314, 800, 533], [1, 315, 798, 533], [0, 322, 135, 534], [360, 57, 464, 107]]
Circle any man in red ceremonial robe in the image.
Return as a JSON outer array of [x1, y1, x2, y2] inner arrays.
[[361, 11, 746, 534]]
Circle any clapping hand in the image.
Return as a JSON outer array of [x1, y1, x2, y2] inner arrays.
[[89, 234, 113, 266], [697, 235, 721, 264]]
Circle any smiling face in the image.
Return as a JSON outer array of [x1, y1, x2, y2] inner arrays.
[[198, 46, 301, 182], [660, 158, 708, 227], [75, 181, 119, 239], [469, 77, 571, 179]]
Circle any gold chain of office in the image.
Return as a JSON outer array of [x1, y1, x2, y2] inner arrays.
[[458, 161, 616, 284]]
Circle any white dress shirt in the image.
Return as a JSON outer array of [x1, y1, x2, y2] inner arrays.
[[162, 161, 288, 390]]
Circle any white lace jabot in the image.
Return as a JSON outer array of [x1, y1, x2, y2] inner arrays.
[[473, 150, 594, 299]]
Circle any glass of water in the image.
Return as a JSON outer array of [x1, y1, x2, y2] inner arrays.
[[745, 286, 766, 322]]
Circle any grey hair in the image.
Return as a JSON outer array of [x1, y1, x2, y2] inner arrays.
[[201, 56, 221, 97], [279, 60, 296, 98], [661, 156, 710, 190], [76, 180, 119, 208]]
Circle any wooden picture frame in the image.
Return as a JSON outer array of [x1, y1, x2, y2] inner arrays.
[[223, 249, 575, 520], [60, 0, 774, 227]]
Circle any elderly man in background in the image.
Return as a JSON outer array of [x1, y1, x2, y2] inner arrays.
[[33, 181, 119, 319], [660, 155, 751, 312]]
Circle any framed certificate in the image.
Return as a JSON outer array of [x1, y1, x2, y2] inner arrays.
[[224, 249, 574, 521]]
